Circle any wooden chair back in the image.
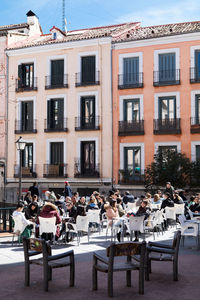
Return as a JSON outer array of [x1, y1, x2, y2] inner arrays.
[[107, 241, 146, 257]]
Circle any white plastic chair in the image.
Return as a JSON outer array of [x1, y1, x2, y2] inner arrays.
[[76, 215, 90, 244], [128, 215, 145, 241], [178, 215, 199, 248], [174, 203, 185, 215], [126, 202, 136, 212], [38, 216, 56, 239], [87, 210, 101, 233]]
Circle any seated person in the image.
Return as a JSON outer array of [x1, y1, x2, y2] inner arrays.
[[76, 196, 87, 216], [190, 196, 200, 213], [24, 191, 32, 205], [123, 191, 135, 205], [105, 198, 119, 226], [25, 202, 39, 221], [134, 200, 151, 242], [116, 197, 125, 217], [161, 192, 174, 210], [12, 203, 33, 242], [173, 192, 184, 204], [66, 201, 77, 222], [86, 196, 99, 212]]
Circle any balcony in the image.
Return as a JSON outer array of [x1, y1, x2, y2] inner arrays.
[[118, 169, 144, 185], [190, 67, 200, 83], [44, 118, 68, 132], [15, 120, 37, 134], [43, 163, 67, 178], [191, 117, 200, 133], [75, 116, 100, 131], [14, 165, 37, 178], [153, 69, 180, 86], [154, 118, 181, 135], [45, 74, 68, 89], [118, 120, 144, 136], [74, 159, 100, 178], [75, 71, 100, 87], [15, 78, 38, 92], [118, 73, 143, 89]]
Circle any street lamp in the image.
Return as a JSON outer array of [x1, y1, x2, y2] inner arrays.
[[15, 136, 26, 201]]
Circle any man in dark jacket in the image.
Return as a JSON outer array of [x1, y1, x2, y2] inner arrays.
[[161, 192, 174, 210], [164, 182, 174, 200], [29, 182, 39, 197], [123, 191, 135, 204], [190, 197, 200, 212]]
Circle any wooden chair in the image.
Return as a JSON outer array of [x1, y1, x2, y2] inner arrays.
[[23, 237, 75, 291], [92, 241, 146, 297], [145, 230, 181, 281]]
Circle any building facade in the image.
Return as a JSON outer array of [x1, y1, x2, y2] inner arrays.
[[112, 22, 200, 193]]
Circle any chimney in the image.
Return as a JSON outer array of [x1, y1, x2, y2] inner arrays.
[[26, 10, 42, 35]]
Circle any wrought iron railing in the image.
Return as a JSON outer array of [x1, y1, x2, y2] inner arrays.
[[0, 207, 16, 232], [190, 67, 200, 83], [74, 159, 100, 178], [43, 163, 68, 177], [75, 71, 100, 87], [154, 118, 181, 134], [75, 116, 100, 131], [15, 77, 38, 92], [45, 74, 68, 89], [44, 118, 68, 132], [15, 119, 37, 134], [190, 117, 200, 133], [118, 72, 143, 89], [118, 169, 144, 185], [14, 164, 37, 178], [153, 69, 180, 86], [118, 120, 144, 136]]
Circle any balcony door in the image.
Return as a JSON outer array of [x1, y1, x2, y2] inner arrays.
[[50, 142, 64, 176], [81, 141, 95, 175], [195, 94, 200, 123], [124, 147, 141, 178], [51, 59, 64, 86], [159, 96, 176, 120], [81, 96, 95, 129], [195, 50, 200, 80], [159, 53, 175, 82], [124, 99, 140, 121], [21, 101, 33, 131], [81, 56, 95, 84], [123, 57, 139, 85], [18, 63, 34, 88], [47, 98, 64, 130], [22, 143, 33, 169]]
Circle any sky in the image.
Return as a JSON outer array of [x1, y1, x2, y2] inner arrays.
[[0, 0, 200, 33]]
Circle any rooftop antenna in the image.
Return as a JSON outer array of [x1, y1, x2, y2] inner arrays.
[[62, 0, 65, 32]]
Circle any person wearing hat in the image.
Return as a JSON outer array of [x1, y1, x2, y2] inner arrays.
[[64, 181, 72, 198], [164, 182, 174, 200]]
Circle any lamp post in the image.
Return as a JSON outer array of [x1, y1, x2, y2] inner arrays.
[[15, 136, 26, 201]]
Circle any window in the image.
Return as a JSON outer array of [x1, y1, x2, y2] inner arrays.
[[18, 63, 34, 89], [51, 59, 64, 86], [124, 147, 141, 174], [22, 143, 33, 169], [123, 57, 139, 85], [81, 96, 95, 129], [195, 94, 200, 123], [50, 142, 64, 176], [81, 56, 95, 84], [47, 98, 64, 130], [81, 141, 95, 175], [53, 32, 57, 40], [196, 145, 200, 161], [158, 146, 177, 163], [159, 96, 176, 119], [158, 53, 176, 82], [124, 99, 140, 121], [21, 101, 33, 131], [195, 50, 200, 80]]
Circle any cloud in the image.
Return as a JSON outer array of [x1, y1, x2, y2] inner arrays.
[[116, 0, 200, 26]]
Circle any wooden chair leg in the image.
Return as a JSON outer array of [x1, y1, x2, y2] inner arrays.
[[43, 265, 49, 291], [145, 253, 150, 281], [25, 260, 30, 286], [108, 271, 113, 297], [139, 268, 144, 294], [173, 260, 178, 281], [70, 254, 75, 287], [126, 270, 131, 287], [48, 267, 52, 281], [92, 267, 98, 290]]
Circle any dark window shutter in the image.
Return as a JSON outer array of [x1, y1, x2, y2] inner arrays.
[[123, 57, 139, 85], [18, 65, 23, 88], [47, 100, 53, 129], [58, 99, 64, 128], [195, 50, 200, 79], [159, 53, 175, 81], [81, 56, 95, 83], [196, 145, 200, 161], [26, 101, 33, 131], [51, 60, 64, 86]]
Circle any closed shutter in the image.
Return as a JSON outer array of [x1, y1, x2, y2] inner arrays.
[[159, 53, 175, 82], [81, 56, 95, 84], [196, 145, 200, 161], [195, 95, 200, 123], [18, 64, 23, 88], [50, 142, 64, 164], [195, 50, 200, 79], [123, 57, 139, 85], [51, 60, 64, 86], [47, 100, 54, 129], [26, 101, 33, 131], [58, 99, 64, 129]]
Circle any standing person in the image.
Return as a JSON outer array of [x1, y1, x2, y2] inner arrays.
[[64, 181, 72, 198], [29, 182, 39, 198], [164, 182, 175, 200]]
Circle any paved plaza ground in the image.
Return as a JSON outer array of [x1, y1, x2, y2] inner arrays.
[[0, 227, 199, 300]]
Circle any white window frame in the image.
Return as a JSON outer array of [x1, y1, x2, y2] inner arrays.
[[46, 138, 67, 164], [17, 58, 37, 77], [154, 91, 180, 119], [17, 96, 36, 121], [119, 94, 144, 121], [16, 139, 36, 165], [77, 137, 99, 164], [191, 141, 200, 161], [154, 48, 180, 72], [155, 142, 181, 154], [190, 45, 200, 68], [46, 94, 67, 119], [191, 90, 200, 118], [77, 51, 99, 73], [119, 52, 143, 75], [119, 142, 145, 174], [47, 54, 67, 76]]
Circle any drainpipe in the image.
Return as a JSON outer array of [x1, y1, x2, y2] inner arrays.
[[111, 43, 114, 190], [5, 53, 9, 205]]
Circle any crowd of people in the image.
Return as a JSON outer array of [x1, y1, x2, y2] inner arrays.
[[13, 181, 200, 243]]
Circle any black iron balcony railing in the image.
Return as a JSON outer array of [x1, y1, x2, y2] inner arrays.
[[118, 169, 144, 185], [45, 74, 68, 89], [118, 73, 144, 89], [154, 118, 181, 134], [74, 159, 100, 178], [191, 117, 200, 133], [16, 77, 38, 92], [43, 163, 68, 178], [118, 120, 144, 136], [153, 69, 180, 86], [44, 118, 68, 132], [14, 164, 37, 178], [75, 116, 100, 131], [15, 120, 37, 134], [75, 71, 100, 87], [0, 207, 16, 233], [190, 67, 200, 83]]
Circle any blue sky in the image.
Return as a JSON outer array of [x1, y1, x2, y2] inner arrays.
[[0, 0, 200, 33]]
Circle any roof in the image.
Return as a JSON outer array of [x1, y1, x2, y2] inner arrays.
[[113, 21, 200, 43], [0, 23, 29, 32], [6, 22, 139, 50]]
